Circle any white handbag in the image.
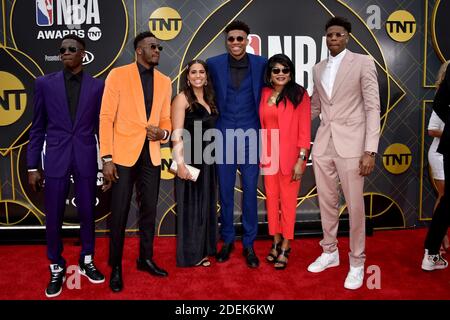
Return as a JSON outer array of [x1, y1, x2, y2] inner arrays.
[[169, 161, 200, 182]]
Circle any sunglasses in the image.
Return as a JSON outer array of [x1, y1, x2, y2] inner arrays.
[[326, 32, 347, 39], [227, 36, 245, 43], [142, 44, 163, 51], [59, 46, 78, 54], [271, 67, 290, 75]]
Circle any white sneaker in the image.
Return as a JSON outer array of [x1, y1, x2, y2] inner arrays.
[[307, 250, 339, 273], [421, 249, 448, 271], [344, 265, 364, 290]]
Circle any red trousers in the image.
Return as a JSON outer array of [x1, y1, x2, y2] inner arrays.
[[264, 172, 301, 240]]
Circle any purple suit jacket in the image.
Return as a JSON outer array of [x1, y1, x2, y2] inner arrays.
[[27, 71, 104, 178]]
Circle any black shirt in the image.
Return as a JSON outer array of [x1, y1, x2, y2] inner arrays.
[[137, 62, 154, 119], [63, 69, 83, 123], [229, 54, 249, 89]]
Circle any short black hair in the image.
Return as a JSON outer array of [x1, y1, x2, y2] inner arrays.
[[134, 31, 157, 50], [61, 34, 85, 49], [325, 16, 352, 33], [224, 20, 250, 35]]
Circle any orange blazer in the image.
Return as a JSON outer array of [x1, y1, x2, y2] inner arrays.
[[99, 63, 172, 166], [259, 87, 311, 175]]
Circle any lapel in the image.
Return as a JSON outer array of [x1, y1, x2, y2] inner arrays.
[[217, 54, 229, 104], [73, 72, 93, 129], [315, 61, 330, 103], [148, 69, 164, 124], [248, 54, 260, 106], [129, 63, 147, 124], [54, 71, 73, 128], [277, 97, 293, 133], [330, 50, 353, 100]]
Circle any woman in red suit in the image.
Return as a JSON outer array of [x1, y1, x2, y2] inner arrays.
[[259, 54, 311, 269]]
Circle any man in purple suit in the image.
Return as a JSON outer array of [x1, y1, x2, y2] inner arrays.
[[27, 35, 105, 298]]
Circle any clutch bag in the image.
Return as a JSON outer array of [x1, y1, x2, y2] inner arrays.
[[169, 161, 200, 182]]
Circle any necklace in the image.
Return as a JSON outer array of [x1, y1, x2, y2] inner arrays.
[[269, 91, 280, 105]]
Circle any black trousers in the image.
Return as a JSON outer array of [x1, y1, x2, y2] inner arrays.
[[109, 142, 161, 266], [425, 153, 450, 254]]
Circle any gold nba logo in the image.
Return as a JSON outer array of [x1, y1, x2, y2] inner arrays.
[[386, 10, 416, 42], [0, 71, 27, 126], [382, 143, 412, 174], [160, 147, 175, 180], [148, 7, 182, 41]]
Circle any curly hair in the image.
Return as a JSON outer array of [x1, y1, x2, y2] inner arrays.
[[325, 16, 352, 33], [224, 20, 250, 35]]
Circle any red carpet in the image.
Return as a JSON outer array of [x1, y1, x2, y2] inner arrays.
[[0, 228, 449, 300]]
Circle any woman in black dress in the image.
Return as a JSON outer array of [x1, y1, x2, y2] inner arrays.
[[171, 59, 218, 267]]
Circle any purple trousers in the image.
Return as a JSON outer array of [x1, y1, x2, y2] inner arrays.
[[44, 173, 96, 266]]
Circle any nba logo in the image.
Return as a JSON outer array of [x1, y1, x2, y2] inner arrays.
[[36, 0, 53, 26], [246, 34, 261, 56]]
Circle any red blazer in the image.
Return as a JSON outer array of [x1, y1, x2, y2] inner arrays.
[[259, 86, 311, 175]]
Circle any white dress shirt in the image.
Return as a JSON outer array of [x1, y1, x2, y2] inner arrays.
[[321, 49, 347, 99]]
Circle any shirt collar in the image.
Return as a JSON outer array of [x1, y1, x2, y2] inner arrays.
[[63, 68, 83, 81], [137, 62, 154, 74], [229, 53, 249, 68], [328, 48, 347, 63]]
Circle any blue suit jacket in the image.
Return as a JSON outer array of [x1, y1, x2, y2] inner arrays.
[[27, 71, 104, 178], [207, 53, 267, 122]]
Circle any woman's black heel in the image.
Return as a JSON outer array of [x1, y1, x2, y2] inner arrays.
[[266, 242, 281, 263], [274, 248, 291, 270]]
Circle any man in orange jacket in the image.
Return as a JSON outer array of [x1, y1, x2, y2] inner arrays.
[[99, 31, 172, 292]]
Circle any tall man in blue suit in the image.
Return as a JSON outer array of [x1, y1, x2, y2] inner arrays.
[[27, 35, 105, 298], [207, 21, 267, 268]]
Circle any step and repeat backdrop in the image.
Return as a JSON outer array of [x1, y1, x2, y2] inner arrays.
[[0, 0, 447, 236]]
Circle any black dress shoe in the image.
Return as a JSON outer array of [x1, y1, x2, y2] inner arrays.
[[243, 247, 260, 268], [109, 266, 123, 292], [136, 258, 168, 277], [216, 243, 234, 263], [45, 264, 66, 298]]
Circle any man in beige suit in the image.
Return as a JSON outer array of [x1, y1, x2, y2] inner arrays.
[[307, 17, 380, 290]]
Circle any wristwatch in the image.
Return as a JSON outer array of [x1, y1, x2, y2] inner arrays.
[[102, 156, 113, 164], [299, 151, 307, 161], [364, 151, 376, 157]]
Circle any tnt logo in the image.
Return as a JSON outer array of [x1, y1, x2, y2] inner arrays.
[[246, 34, 261, 56], [382, 143, 412, 174], [87, 26, 102, 41], [385, 10, 416, 42], [0, 71, 27, 126], [148, 7, 182, 40], [36, 0, 54, 26], [160, 147, 175, 180]]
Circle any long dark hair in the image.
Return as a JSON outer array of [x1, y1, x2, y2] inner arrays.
[[182, 59, 218, 114], [264, 54, 306, 108]]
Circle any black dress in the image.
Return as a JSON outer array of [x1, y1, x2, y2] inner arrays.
[[176, 102, 218, 267]]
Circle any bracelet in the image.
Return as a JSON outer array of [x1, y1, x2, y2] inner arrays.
[[102, 157, 113, 164], [299, 151, 307, 161], [364, 151, 376, 157]]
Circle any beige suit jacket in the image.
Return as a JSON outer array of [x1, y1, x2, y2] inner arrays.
[[311, 50, 380, 158]]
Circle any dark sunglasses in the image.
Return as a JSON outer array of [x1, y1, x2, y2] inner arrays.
[[142, 44, 163, 51], [227, 36, 245, 43], [271, 67, 290, 75], [59, 46, 78, 54]]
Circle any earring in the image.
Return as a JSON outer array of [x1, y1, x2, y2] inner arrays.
[[187, 80, 191, 87], [204, 80, 208, 87]]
